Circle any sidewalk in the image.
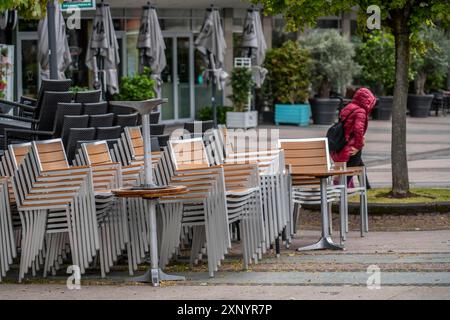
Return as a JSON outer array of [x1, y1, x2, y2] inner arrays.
[[1, 230, 449, 299]]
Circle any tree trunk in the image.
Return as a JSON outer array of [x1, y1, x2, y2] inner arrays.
[[391, 13, 410, 197], [319, 80, 330, 98], [414, 72, 427, 95]]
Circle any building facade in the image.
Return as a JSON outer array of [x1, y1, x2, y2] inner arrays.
[[3, 0, 358, 124]]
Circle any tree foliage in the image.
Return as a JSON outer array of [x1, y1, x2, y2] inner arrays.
[[301, 29, 360, 98], [263, 40, 312, 104], [411, 26, 450, 95], [253, 1, 449, 34], [0, 0, 59, 19], [355, 31, 397, 96]]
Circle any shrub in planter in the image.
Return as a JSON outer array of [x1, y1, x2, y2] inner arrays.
[[226, 67, 258, 128], [263, 40, 312, 126], [114, 67, 156, 101], [301, 30, 360, 124], [409, 27, 450, 117]]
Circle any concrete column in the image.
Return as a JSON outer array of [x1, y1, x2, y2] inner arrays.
[[223, 8, 234, 106], [262, 15, 272, 49], [341, 11, 352, 40]]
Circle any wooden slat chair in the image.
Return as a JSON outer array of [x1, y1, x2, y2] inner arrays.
[[156, 151, 228, 277], [207, 128, 292, 255], [77, 140, 147, 276], [10, 145, 91, 282], [167, 138, 264, 270], [34, 139, 127, 278], [279, 138, 350, 242], [75, 141, 132, 277], [27, 139, 104, 277], [2, 143, 63, 277], [0, 177, 15, 282]]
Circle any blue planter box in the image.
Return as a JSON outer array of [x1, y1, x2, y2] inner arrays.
[[275, 104, 311, 126]]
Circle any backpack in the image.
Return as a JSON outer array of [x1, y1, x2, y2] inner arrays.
[[326, 109, 357, 152]]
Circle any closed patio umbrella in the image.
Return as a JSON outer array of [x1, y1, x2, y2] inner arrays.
[[137, 4, 166, 98], [241, 8, 267, 89], [195, 7, 227, 127], [86, 2, 120, 96], [38, 0, 72, 80]]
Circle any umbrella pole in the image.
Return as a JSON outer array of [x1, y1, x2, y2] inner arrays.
[[47, 1, 58, 79], [211, 73, 217, 128]]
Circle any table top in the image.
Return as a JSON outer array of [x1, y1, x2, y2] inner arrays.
[[112, 185, 188, 199], [291, 169, 357, 178], [109, 99, 167, 115]]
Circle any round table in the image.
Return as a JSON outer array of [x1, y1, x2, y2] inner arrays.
[[113, 185, 187, 286], [292, 169, 356, 251]]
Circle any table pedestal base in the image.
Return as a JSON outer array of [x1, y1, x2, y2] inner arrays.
[[131, 268, 186, 286], [297, 236, 344, 252]]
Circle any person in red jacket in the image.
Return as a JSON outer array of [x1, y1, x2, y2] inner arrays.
[[331, 87, 377, 188]]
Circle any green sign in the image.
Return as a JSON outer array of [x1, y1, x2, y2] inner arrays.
[[61, 0, 96, 11]]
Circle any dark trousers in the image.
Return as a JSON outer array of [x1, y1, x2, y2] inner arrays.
[[347, 150, 371, 189]]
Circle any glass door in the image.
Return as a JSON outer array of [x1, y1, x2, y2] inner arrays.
[[161, 33, 194, 123], [17, 32, 40, 99]]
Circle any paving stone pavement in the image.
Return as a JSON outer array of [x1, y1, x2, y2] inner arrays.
[[1, 230, 449, 299]]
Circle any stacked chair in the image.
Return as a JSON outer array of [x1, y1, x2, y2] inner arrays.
[[0, 176, 15, 282], [205, 127, 292, 256], [163, 137, 265, 274]]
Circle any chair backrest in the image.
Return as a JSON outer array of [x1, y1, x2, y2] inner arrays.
[[150, 112, 160, 124], [33, 139, 69, 171], [81, 140, 113, 166], [124, 126, 144, 160], [150, 124, 165, 135], [115, 113, 138, 127], [83, 101, 108, 115], [61, 114, 89, 145], [96, 126, 121, 140], [66, 128, 96, 161], [168, 137, 210, 170], [278, 138, 331, 185], [184, 120, 213, 135], [89, 113, 114, 128], [33, 79, 72, 115], [35, 91, 73, 131], [75, 90, 101, 104], [53, 102, 83, 138], [8, 142, 32, 170], [156, 134, 169, 148]]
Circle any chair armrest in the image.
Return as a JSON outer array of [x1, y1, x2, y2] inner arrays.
[[0, 99, 36, 112], [4, 128, 53, 136], [20, 96, 37, 105], [0, 113, 39, 123]]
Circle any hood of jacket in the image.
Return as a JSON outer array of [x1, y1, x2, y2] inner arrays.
[[351, 88, 376, 114]]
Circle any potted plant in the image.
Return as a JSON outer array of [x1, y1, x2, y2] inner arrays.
[[114, 67, 156, 101], [226, 67, 258, 129], [301, 30, 361, 124], [263, 40, 312, 126], [409, 27, 450, 117], [356, 32, 398, 120]]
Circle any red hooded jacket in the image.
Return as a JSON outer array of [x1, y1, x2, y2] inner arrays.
[[330, 88, 376, 163]]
